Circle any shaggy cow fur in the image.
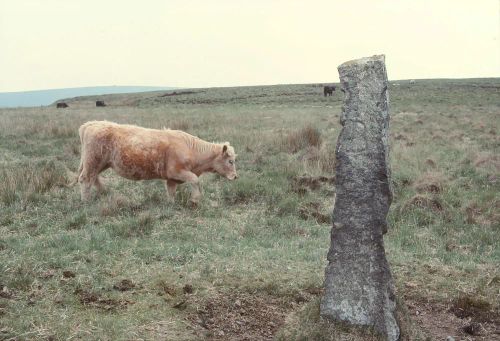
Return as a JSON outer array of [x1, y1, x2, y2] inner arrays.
[[77, 121, 237, 203]]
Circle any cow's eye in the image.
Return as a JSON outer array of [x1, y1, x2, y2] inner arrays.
[[228, 160, 234, 165]]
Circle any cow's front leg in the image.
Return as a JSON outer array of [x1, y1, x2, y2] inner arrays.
[[171, 171, 201, 205], [164, 179, 178, 202]]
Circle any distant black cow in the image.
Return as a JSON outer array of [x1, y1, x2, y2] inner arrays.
[[96, 100, 106, 107], [56, 102, 68, 108], [323, 86, 335, 97]]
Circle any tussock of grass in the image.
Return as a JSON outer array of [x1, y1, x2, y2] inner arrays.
[[463, 199, 500, 227], [281, 125, 322, 153], [297, 145, 336, 173], [298, 201, 331, 224], [402, 194, 444, 213], [413, 171, 446, 194]]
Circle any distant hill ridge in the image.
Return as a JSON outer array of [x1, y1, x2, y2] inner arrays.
[[0, 86, 176, 108]]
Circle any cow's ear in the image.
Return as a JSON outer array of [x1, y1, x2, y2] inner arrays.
[[222, 145, 228, 155]]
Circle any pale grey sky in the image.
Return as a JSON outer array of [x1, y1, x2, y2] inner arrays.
[[0, 0, 498, 92]]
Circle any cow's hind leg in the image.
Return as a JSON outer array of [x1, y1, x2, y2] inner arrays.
[[78, 152, 107, 201], [77, 151, 92, 201], [164, 179, 178, 202], [93, 165, 109, 196], [94, 176, 105, 195], [79, 169, 105, 201], [78, 170, 93, 201]]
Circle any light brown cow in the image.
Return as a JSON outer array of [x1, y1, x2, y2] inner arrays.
[[77, 121, 237, 204]]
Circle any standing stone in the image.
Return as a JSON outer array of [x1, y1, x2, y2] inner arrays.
[[320, 55, 399, 341]]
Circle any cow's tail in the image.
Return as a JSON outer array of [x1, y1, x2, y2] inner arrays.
[[68, 159, 83, 187], [68, 123, 89, 186]]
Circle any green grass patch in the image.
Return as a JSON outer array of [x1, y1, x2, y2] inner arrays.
[[0, 79, 498, 340]]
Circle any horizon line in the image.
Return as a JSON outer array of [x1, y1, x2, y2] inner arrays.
[[1, 76, 500, 93]]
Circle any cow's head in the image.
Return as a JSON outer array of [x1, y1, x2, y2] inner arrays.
[[214, 143, 237, 180]]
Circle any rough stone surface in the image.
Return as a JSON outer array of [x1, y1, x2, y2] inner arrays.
[[320, 55, 400, 341]]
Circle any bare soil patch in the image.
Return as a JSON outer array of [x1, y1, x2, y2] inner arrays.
[[450, 295, 499, 324], [406, 298, 500, 340], [188, 291, 290, 340]]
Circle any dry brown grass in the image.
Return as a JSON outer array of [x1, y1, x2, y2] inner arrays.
[[0, 161, 68, 204], [164, 118, 192, 131], [281, 125, 322, 153], [297, 145, 336, 173]]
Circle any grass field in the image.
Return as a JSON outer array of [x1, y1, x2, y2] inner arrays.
[[0, 79, 499, 340]]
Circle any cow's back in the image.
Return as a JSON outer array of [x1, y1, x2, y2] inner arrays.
[[79, 121, 188, 180]]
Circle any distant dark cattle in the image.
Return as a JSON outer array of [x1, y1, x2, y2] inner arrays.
[[96, 100, 106, 107], [323, 86, 336, 97], [56, 102, 68, 108]]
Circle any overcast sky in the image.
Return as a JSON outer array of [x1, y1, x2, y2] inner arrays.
[[0, 0, 498, 92]]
